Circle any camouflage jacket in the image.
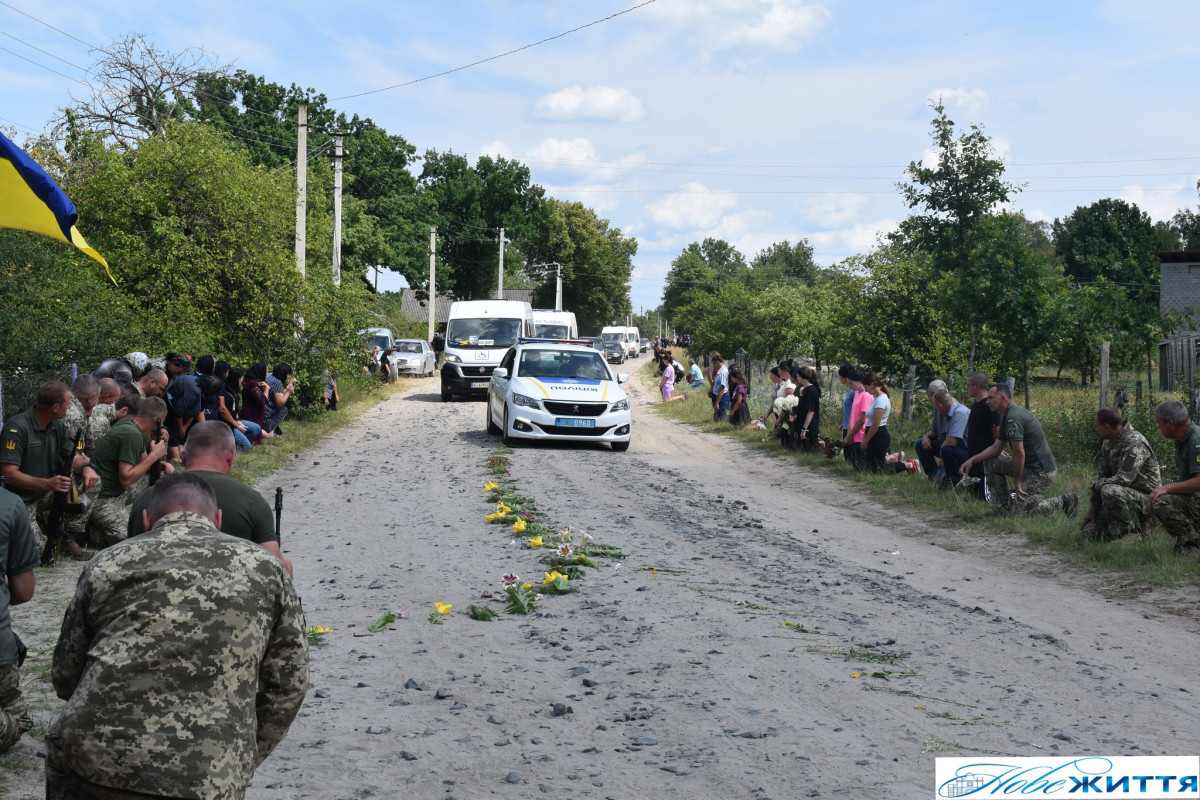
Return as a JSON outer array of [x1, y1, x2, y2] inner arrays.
[[49, 511, 308, 800], [62, 398, 115, 459], [1095, 423, 1161, 495]]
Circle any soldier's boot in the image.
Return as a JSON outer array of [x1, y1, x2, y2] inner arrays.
[[61, 537, 93, 562]]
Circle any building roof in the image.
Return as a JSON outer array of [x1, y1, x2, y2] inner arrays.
[[397, 289, 535, 324], [1155, 251, 1200, 263]]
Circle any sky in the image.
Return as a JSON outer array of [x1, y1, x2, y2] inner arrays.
[[4, 0, 1200, 316]]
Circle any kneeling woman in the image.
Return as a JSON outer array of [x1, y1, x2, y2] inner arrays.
[[857, 373, 894, 472]]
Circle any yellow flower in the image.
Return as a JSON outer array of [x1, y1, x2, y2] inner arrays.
[[543, 570, 567, 584], [484, 481, 498, 492], [312, 625, 332, 634], [522, 583, 533, 589], [529, 536, 543, 548], [850, 672, 864, 678], [513, 518, 527, 534], [434, 602, 453, 615], [496, 502, 511, 514]]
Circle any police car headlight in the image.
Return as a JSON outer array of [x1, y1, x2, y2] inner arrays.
[[443, 354, 462, 364], [610, 398, 630, 412], [512, 393, 540, 409]]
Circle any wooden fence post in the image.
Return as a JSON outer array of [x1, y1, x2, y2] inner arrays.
[[1006, 376, 1017, 401], [902, 365, 917, 421], [1099, 341, 1110, 408], [946, 372, 956, 395]]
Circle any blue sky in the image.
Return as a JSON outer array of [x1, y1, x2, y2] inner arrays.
[[4, 0, 1200, 314]]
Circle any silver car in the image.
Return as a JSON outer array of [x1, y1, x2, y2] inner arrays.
[[390, 339, 437, 377]]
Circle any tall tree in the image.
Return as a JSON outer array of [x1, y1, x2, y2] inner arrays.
[[660, 238, 747, 322], [749, 239, 818, 285], [65, 33, 227, 147], [418, 150, 547, 300], [896, 101, 1021, 368], [1172, 179, 1200, 249], [529, 199, 634, 334]]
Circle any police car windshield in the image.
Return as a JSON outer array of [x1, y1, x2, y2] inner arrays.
[[518, 349, 608, 381], [446, 318, 523, 348]]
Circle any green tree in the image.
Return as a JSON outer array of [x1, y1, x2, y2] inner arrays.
[[896, 101, 1021, 367], [748, 239, 818, 285], [418, 150, 548, 300], [661, 238, 747, 322], [528, 199, 634, 335], [1052, 198, 1171, 383], [1172, 180, 1200, 249], [61, 121, 302, 357]]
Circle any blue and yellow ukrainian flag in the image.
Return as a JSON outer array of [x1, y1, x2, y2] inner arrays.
[[0, 131, 113, 281]]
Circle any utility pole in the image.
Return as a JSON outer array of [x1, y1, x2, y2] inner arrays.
[[555, 262, 563, 311], [295, 103, 307, 278], [332, 132, 344, 287], [496, 228, 505, 300], [428, 227, 437, 343]]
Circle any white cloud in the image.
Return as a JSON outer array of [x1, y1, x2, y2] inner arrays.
[[479, 140, 515, 159], [650, 0, 831, 53], [645, 183, 739, 229], [927, 87, 990, 116], [808, 219, 899, 257], [534, 86, 646, 122], [526, 137, 597, 163], [802, 193, 867, 226], [541, 183, 622, 214], [1119, 179, 1198, 221]]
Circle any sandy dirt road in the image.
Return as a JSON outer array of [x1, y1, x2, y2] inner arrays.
[[9, 365, 1200, 799]]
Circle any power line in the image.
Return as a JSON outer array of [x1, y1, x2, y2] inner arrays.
[[330, 0, 658, 101], [0, 42, 88, 84], [0, 28, 86, 70], [0, 0, 92, 47]]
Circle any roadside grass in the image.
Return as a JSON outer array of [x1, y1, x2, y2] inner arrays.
[[230, 377, 425, 485], [639, 363, 1199, 589]]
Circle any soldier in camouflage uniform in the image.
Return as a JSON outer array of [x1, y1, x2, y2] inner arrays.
[[1150, 400, 1200, 560], [0, 491, 37, 752], [960, 383, 1078, 515], [1080, 408, 1160, 541], [62, 376, 114, 546], [46, 472, 308, 799], [87, 397, 169, 549]]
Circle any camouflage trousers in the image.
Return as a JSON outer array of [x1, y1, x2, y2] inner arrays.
[[0, 663, 33, 752], [1082, 484, 1151, 541], [1152, 492, 1200, 548], [984, 455, 1061, 514], [63, 484, 101, 537], [87, 495, 128, 549], [23, 495, 52, 555]]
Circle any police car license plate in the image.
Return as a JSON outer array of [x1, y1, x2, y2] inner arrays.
[[556, 418, 595, 428], [471, 381, 489, 389]]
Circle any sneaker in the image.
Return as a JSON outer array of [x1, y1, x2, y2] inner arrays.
[[1063, 493, 1079, 517], [954, 476, 980, 494]]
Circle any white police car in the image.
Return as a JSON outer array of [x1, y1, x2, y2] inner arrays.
[[486, 339, 632, 451]]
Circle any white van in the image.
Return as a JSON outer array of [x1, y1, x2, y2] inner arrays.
[[600, 326, 628, 351], [624, 326, 640, 358], [531, 309, 578, 340], [441, 300, 534, 401]]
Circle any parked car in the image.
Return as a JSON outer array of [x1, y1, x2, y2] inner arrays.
[[582, 336, 605, 352], [390, 339, 437, 377], [639, 338, 650, 353], [486, 340, 631, 451], [604, 340, 626, 364]]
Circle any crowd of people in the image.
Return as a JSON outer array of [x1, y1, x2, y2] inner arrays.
[[0, 352, 310, 796], [662, 354, 1200, 563]]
